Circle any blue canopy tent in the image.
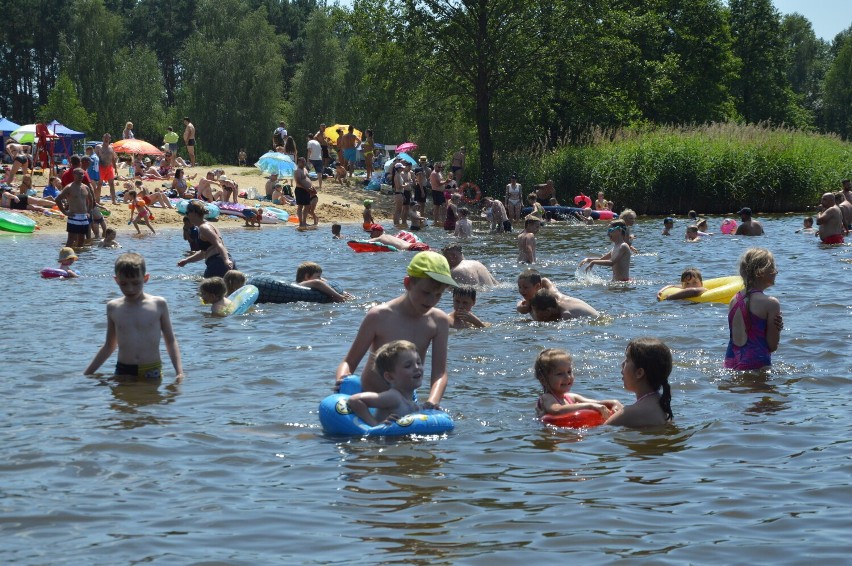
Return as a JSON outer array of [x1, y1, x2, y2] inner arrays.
[[47, 120, 86, 157], [0, 117, 21, 151]]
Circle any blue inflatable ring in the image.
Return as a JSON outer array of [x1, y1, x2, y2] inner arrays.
[[319, 375, 454, 436]]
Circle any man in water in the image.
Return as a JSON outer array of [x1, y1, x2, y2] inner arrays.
[[816, 192, 844, 244], [734, 207, 764, 236], [441, 244, 498, 286]]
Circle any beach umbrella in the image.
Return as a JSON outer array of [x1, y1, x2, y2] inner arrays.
[[383, 152, 419, 172], [111, 138, 164, 155], [324, 124, 363, 144], [255, 151, 296, 176], [395, 141, 418, 154], [0, 117, 21, 136], [10, 124, 54, 143]]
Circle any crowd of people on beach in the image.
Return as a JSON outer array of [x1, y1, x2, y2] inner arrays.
[[4, 121, 851, 432]]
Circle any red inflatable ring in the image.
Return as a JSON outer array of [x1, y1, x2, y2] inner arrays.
[[541, 409, 606, 429], [573, 194, 593, 209], [460, 182, 481, 204]]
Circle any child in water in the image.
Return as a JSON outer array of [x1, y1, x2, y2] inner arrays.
[[296, 261, 353, 302], [534, 348, 622, 419], [57, 247, 80, 277], [724, 248, 783, 371], [362, 199, 374, 231], [223, 270, 246, 295], [331, 224, 343, 239], [580, 220, 631, 281], [98, 228, 121, 249], [199, 276, 232, 316], [605, 338, 674, 427], [447, 286, 489, 329], [662, 217, 673, 236], [346, 340, 423, 426], [656, 268, 707, 301]]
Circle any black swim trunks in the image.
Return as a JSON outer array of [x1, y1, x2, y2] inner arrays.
[[295, 186, 312, 206]]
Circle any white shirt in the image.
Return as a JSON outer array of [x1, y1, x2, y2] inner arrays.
[[307, 139, 322, 161]]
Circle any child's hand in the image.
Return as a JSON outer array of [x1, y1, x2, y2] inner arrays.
[[592, 403, 612, 418], [421, 401, 441, 411], [774, 312, 784, 331], [382, 413, 401, 424]]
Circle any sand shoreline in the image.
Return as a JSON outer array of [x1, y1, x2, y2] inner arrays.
[[4, 165, 398, 236]]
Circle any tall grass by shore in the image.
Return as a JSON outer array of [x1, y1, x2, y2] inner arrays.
[[493, 123, 851, 215]]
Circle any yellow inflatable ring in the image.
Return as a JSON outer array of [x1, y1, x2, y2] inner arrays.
[[658, 276, 743, 304]]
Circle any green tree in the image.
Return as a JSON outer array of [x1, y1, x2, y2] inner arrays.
[[179, 0, 284, 160], [110, 47, 167, 141], [780, 13, 829, 127], [36, 72, 94, 133], [822, 37, 852, 139], [728, 0, 804, 126]]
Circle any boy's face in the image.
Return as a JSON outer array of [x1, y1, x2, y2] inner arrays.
[[404, 277, 448, 315], [682, 275, 702, 288], [453, 294, 475, 312], [115, 272, 148, 299], [517, 278, 540, 301], [385, 349, 423, 391], [608, 227, 625, 242]]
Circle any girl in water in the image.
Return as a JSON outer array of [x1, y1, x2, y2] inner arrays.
[[606, 338, 674, 427], [534, 349, 621, 419], [723, 248, 782, 371]]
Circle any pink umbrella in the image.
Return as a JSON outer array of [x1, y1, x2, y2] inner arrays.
[[395, 142, 418, 154]]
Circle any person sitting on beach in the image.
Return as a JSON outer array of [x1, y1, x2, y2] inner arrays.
[[442, 243, 498, 286], [366, 224, 429, 251], [265, 173, 280, 200], [447, 286, 489, 329], [223, 270, 246, 296], [528, 288, 599, 321], [331, 223, 343, 239], [346, 340, 424, 426], [580, 220, 631, 281], [84, 252, 183, 382], [334, 251, 458, 408], [199, 276, 232, 317], [98, 228, 121, 249], [57, 247, 80, 278], [271, 183, 284, 204], [724, 248, 783, 371], [454, 207, 472, 238], [43, 176, 61, 200], [662, 217, 673, 236], [295, 261, 353, 302], [242, 205, 264, 228], [534, 348, 621, 420], [605, 338, 674, 427], [518, 216, 540, 263], [219, 175, 239, 203], [657, 268, 707, 301], [170, 168, 194, 199], [196, 171, 222, 203], [685, 225, 701, 242], [334, 162, 349, 185], [734, 207, 764, 236], [816, 192, 845, 244], [362, 199, 374, 231]]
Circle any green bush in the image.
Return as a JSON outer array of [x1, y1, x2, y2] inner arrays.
[[499, 123, 852, 214]]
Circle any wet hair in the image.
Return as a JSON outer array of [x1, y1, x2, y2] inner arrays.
[[185, 201, 208, 217], [835, 192, 845, 204], [442, 243, 462, 254], [680, 268, 703, 283], [517, 268, 542, 285], [223, 270, 246, 295], [452, 285, 476, 301], [625, 338, 673, 421], [459, 207, 469, 217], [331, 223, 341, 234], [529, 288, 559, 314], [686, 225, 699, 233], [738, 247, 776, 293], [199, 277, 227, 301], [295, 261, 322, 283], [114, 252, 146, 278], [620, 208, 636, 222], [803, 216, 813, 227], [104, 228, 117, 239], [687, 210, 697, 219], [696, 218, 708, 230], [524, 216, 540, 229], [609, 219, 628, 234], [534, 348, 572, 392], [374, 339, 418, 377]]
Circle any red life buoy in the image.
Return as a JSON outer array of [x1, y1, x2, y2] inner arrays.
[[460, 182, 481, 204], [541, 409, 605, 429], [573, 194, 592, 209]]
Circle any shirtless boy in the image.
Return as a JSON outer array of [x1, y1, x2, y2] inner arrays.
[[183, 117, 196, 167], [518, 216, 540, 263], [516, 269, 599, 320], [335, 251, 458, 408], [84, 253, 183, 382], [482, 196, 511, 233], [55, 168, 94, 248], [816, 192, 845, 244], [528, 288, 600, 321], [580, 220, 631, 281], [295, 261, 353, 302], [196, 171, 222, 202]]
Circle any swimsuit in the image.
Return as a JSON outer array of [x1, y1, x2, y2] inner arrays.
[[821, 234, 844, 245], [187, 138, 195, 146], [294, 186, 311, 206], [444, 206, 457, 231], [100, 165, 115, 182], [343, 148, 356, 161], [14, 155, 27, 164], [9, 195, 28, 210], [536, 392, 574, 417], [115, 361, 162, 381], [506, 184, 521, 205], [197, 230, 235, 277], [66, 213, 90, 234], [724, 290, 772, 370]]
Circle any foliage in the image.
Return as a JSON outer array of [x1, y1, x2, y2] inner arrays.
[[37, 73, 94, 133], [822, 36, 852, 140], [520, 123, 850, 214]]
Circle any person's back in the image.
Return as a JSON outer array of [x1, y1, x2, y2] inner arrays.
[[734, 208, 764, 236], [518, 217, 539, 263], [335, 252, 457, 407]]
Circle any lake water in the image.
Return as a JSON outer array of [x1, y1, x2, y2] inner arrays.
[[2, 215, 850, 564]]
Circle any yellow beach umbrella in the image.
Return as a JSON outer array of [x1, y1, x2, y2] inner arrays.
[[324, 124, 362, 143]]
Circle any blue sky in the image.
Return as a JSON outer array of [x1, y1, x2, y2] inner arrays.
[[772, 0, 852, 41]]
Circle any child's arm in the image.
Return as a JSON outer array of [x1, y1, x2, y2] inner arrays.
[[424, 314, 450, 409], [452, 310, 488, 328], [334, 311, 378, 387], [516, 299, 531, 314], [347, 391, 400, 426], [84, 306, 117, 375], [299, 279, 352, 302], [567, 393, 614, 417], [657, 286, 707, 301], [580, 250, 613, 270], [765, 296, 782, 352], [159, 298, 184, 380]]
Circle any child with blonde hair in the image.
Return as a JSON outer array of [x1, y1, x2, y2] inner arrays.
[[199, 277, 232, 317], [534, 348, 621, 419], [223, 270, 246, 295]]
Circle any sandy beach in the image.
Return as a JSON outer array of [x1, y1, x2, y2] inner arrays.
[[8, 166, 397, 235]]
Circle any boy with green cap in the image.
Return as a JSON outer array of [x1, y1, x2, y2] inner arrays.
[[335, 251, 458, 408]]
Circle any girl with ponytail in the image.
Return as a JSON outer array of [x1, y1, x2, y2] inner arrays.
[[606, 338, 674, 427]]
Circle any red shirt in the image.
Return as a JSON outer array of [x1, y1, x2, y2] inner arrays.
[[61, 169, 92, 187]]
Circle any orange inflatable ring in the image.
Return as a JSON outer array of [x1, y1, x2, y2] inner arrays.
[[460, 182, 481, 204], [541, 409, 605, 429], [573, 194, 592, 209]]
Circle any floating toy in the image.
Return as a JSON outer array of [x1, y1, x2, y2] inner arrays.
[[541, 410, 605, 429], [319, 375, 454, 436], [720, 218, 738, 234], [573, 194, 593, 209], [658, 276, 743, 304], [0, 210, 36, 233], [248, 276, 343, 304], [41, 268, 69, 279], [223, 285, 259, 316]]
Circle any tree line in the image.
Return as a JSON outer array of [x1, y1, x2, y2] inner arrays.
[[2, 0, 850, 192]]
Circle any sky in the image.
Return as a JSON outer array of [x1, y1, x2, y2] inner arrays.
[[771, 1, 850, 40]]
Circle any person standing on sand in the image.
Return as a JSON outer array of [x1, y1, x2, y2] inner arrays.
[[816, 192, 845, 244], [183, 117, 196, 167], [294, 157, 315, 228], [451, 146, 466, 183], [340, 126, 359, 178], [95, 133, 119, 205], [734, 207, 765, 236], [363, 129, 376, 181], [273, 121, 287, 149], [316, 123, 330, 171], [307, 133, 324, 189]]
